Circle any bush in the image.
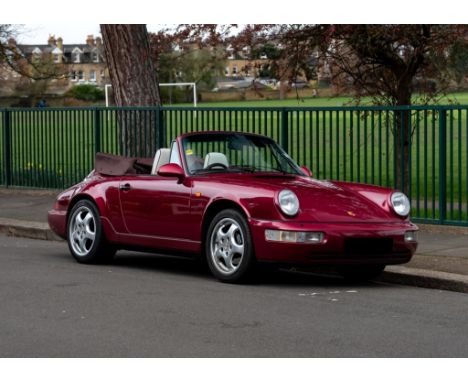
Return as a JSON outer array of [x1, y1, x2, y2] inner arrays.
[[71, 85, 105, 101], [159, 86, 194, 104]]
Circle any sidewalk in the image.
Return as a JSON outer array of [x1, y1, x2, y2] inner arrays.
[[1, 186, 468, 292]]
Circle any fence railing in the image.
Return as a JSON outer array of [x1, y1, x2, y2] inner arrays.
[[1, 105, 467, 226]]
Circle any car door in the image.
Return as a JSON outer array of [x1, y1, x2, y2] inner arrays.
[[119, 141, 192, 240]]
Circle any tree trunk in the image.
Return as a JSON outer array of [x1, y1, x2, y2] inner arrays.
[[279, 80, 287, 100], [394, 88, 412, 195], [101, 24, 162, 156]]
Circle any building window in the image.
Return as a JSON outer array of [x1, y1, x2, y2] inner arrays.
[[53, 53, 60, 63], [92, 51, 99, 63], [73, 52, 81, 63], [232, 65, 238, 75], [224, 66, 229, 75], [89, 70, 96, 82], [78, 71, 84, 81], [32, 47, 42, 62], [70, 71, 77, 81]]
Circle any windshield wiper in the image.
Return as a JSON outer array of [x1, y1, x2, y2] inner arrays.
[[192, 168, 227, 175], [229, 165, 257, 173], [229, 165, 286, 174]]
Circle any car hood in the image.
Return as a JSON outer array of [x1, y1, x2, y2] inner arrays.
[[206, 173, 396, 222]]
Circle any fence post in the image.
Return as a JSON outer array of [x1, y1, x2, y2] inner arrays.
[[438, 108, 447, 224], [94, 108, 101, 154], [3, 109, 11, 187], [156, 106, 165, 149], [281, 108, 289, 151]]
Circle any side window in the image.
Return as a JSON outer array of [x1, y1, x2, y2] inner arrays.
[[169, 141, 182, 166]]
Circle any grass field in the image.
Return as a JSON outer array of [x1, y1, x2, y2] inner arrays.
[[177, 92, 468, 108], [1, 93, 467, 224]]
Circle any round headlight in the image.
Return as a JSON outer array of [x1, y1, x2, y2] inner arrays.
[[391, 192, 410, 217], [277, 189, 300, 216]]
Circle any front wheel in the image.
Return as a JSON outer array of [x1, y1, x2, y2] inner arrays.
[[205, 209, 256, 283], [67, 200, 116, 264], [337, 264, 386, 281]]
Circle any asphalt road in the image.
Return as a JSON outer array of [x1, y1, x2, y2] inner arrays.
[[1, 234, 467, 357]]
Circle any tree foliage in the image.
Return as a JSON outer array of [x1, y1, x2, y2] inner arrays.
[[71, 84, 105, 101], [0, 24, 66, 81], [150, 29, 225, 88], [233, 25, 467, 104]]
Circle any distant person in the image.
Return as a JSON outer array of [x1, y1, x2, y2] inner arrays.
[[37, 98, 48, 108]]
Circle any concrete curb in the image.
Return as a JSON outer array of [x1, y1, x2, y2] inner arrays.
[[380, 266, 468, 294], [0, 218, 62, 242]]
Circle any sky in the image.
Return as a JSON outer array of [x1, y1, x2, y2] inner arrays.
[[15, 24, 167, 44]]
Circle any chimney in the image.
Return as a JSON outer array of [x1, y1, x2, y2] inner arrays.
[[86, 34, 95, 46], [57, 37, 63, 50], [7, 37, 16, 47], [95, 36, 102, 48], [48, 34, 56, 46]]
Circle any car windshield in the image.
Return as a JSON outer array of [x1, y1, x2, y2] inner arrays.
[[181, 133, 303, 175]]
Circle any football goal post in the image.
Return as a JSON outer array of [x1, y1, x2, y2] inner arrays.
[[104, 82, 198, 108]]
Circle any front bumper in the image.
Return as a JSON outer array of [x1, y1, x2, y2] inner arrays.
[[249, 219, 418, 265], [48, 209, 67, 239]]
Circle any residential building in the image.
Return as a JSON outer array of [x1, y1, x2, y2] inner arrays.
[[0, 34, 109, 97]]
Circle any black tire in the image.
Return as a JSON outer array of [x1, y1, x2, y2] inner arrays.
[[205, 209, 256, 283], [337, 264, 386, 281], [67, 199, 116, 264]]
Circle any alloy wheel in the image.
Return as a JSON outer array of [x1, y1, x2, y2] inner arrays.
[[210, 217, 245, 276]]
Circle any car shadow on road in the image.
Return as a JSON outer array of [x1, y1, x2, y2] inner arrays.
[[109, 251, 389, 289]]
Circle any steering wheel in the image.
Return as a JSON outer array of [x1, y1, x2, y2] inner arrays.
[[206, 162, 228, 170]]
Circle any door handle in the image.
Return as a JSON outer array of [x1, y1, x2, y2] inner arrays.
[[119, 183, 131, 191]]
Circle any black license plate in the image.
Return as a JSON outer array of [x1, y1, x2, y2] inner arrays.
[[344, 238, 394, 256]]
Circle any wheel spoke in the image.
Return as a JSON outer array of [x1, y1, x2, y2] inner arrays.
[[216, 225, 229, 241], [227, 224, 237, 238], [230, 236, 244, 256], [75, 213, 84, 225], [83, 212, 93, 226], [224, 252, 234, 270], [214, 246, 224, 260], [72, 230, 80, 242], [78, 237, 88, 253], [84, 230, 95, 241]]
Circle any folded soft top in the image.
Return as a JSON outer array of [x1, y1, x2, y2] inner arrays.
[[95, 153, 153, 176]]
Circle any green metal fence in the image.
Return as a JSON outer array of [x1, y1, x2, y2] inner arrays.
[[1, 105, 467, 226]]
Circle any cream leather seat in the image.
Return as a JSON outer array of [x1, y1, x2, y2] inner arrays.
[[204, 152, 229, 169], [151, 148, 171, 174]]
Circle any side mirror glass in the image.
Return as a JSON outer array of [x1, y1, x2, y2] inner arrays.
[[300, 165, 313, 177], [157, 163, 185, 181]]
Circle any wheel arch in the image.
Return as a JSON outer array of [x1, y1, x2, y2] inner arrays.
[[201, 199, 250, 244], [67, 193, 101, 222]]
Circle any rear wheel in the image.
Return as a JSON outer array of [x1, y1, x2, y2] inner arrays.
[[67, 200, 116, 264], [337, 264, 386, 281], [205, 209, 256, 283]]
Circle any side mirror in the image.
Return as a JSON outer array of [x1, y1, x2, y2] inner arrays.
[[157, 163, 185, 181], [300, 165, 313, 177]]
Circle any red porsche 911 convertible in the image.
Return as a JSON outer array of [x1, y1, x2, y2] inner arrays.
[[48, 131, 418, 283]]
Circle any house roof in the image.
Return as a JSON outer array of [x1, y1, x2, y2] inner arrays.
[[16, 43, 105, 64]]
